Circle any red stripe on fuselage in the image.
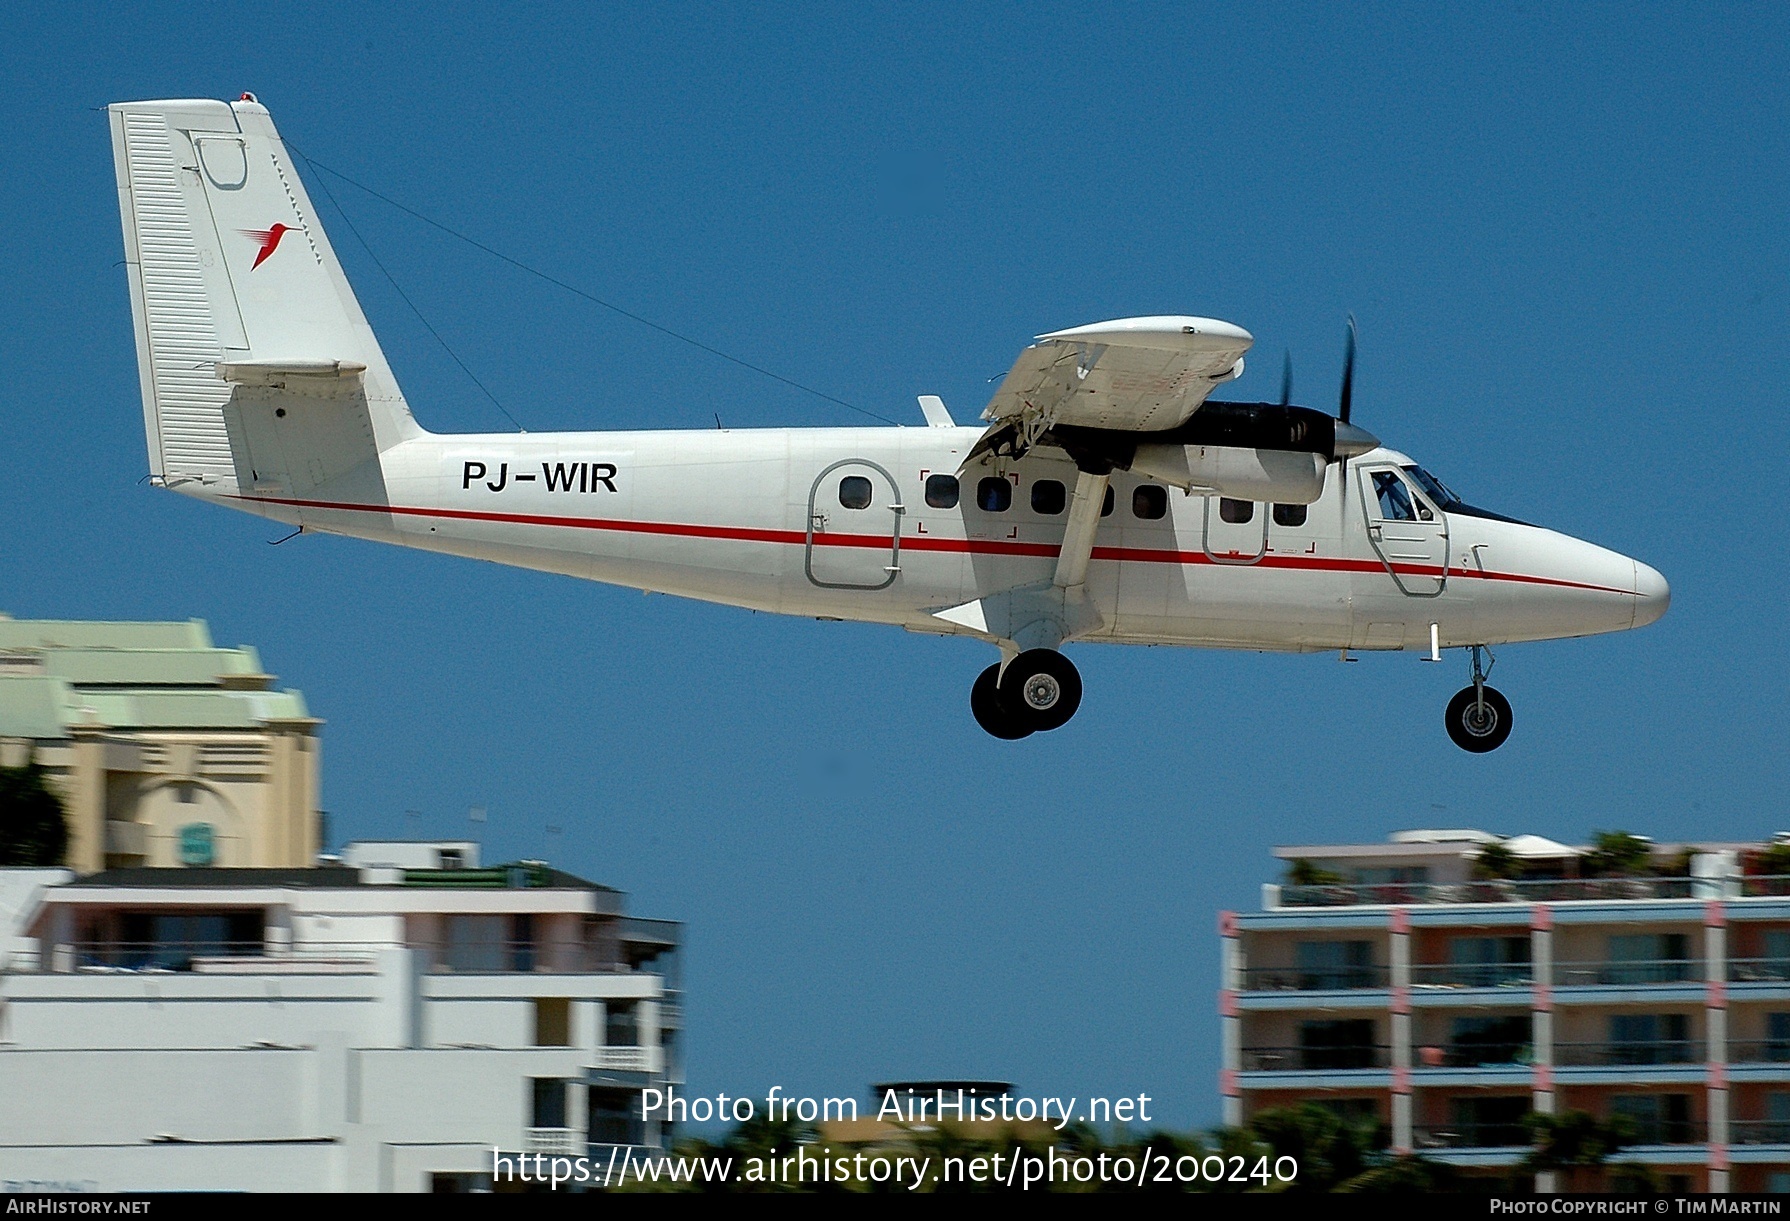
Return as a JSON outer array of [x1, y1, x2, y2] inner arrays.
[[227, 493, 1635, 596]]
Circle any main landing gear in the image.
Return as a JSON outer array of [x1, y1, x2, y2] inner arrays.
[[970, 650, 1083, 739], [1445, 644, 1512, 753]]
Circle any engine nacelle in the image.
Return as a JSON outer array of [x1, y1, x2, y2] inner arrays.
[[1128, 444, 1327, 505]]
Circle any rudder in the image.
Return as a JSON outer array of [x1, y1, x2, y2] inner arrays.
[[110, 96, 422, 497]]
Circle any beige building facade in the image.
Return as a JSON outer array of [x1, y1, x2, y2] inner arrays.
[[0, 617, 320, 872]]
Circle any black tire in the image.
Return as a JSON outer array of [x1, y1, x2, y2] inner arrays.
[[971, 663, 1032, 739], [1445, 684, 1513, 753], [999, 649, 1083, 733]]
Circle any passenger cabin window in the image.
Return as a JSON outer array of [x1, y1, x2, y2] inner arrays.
[[925, 474, 959, 509], [1132, 485, 1167, 520], [1273, 503, 1307, 528], [1032, 479, 1066, 515], [839, 476, 872, 510], [1371, 470, 1418, 521], [1219, 498, 1254, 524], [1102, 486, 1114, 517], [977, 477, 1012, 512]]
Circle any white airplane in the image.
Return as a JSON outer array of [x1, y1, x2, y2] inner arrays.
[[108, 96, 1668, 751]]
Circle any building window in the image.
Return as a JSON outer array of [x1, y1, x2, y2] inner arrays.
[[1295, 940, 1376, 990], [438, 848, 465, 870], [1444, 935, 1531, 987], [1298, 1018, 1377, 1069], [1608, 1013, 1692, 1064], [977, 478, 1012, 512], [1031, 480, 1066, 515], [589, 1087, 644, 1147], [443, 913, 506, 972], [104, 911, 262, 971], [1272, 503, 1307, 528], [606, 1002, 639, 1047], [1447, 1015, 1531, 1066], [531, 1078, 568, 1129], [1445, 1096, 1530, 1147], [1605, 932, 1691, 984], [534, 997, 571, 1047], [1218, 497, 1253, 524], [925, 474, 959, 509], [1609, 1093, 1692, 1145], [838, 476, 872, 510], [511, 913, 537, 973]]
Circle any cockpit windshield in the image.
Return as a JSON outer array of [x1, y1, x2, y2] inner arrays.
[[1399, 464, 1530, 526], [1402, 465, 1461, 508]]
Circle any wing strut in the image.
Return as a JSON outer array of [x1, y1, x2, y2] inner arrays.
[[1053, 468, 1110, 591]]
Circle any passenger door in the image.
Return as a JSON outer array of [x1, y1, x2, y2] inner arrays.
[[805, 459, 903, 589]]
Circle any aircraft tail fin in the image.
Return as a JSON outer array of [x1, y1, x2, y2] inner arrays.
[[109, 96, 423, 496]]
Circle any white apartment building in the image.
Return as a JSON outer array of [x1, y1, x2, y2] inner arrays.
[[0, 843, 681, 1192]]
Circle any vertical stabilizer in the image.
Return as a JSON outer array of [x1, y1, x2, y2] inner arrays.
[[109, 97, 423, 494]]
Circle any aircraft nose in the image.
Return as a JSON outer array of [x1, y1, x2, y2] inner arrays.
[[1632, 560, 1671, 628]]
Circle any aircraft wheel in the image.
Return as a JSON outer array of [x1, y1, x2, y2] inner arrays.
[[1445, 684, 1513, 753], [971, 664, 1033, 740], [1000, 649, 1083, 733]]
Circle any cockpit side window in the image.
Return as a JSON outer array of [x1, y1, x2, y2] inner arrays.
[[1372, 470, 1417, 521]]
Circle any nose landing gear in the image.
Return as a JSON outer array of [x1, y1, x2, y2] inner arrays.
[[970, 649, 1083, 739], [1446, 644, 1512, 753]]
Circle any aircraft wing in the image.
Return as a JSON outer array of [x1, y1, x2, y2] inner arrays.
[[979, 316, 1253, 451]]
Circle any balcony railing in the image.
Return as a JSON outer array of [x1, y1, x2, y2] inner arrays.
[[525, 1128, 582, 1155], [20, 939, 664, 976], [1414, 1043, 1532, 1069], [1240, 1045, 1391, 1071], [1740, 877, 1790, 897], [1729, 959, 1790, 984], [1552, 1040, 1703, 1067], [1413, 1124, 1532, 1149], [1278, 876, 1701, 908], [1612, 1119, 1706, 1146], [1553, 959, 1699, 987], [1731, 1120, 1790, 1145], [1726, 1041, 1790, 1065], [1410, 963, 1535, 988], [1238, 965, 1389, 992]]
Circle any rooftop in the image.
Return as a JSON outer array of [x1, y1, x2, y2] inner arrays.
[[1263, 829, 1790, 910], [0, 615, 310, 735]]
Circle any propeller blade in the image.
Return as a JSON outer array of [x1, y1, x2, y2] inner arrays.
[[1279, 350, 1292, 408], [1338, 315, 1357, 425]]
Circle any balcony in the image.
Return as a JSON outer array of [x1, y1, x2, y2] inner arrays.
[[1276, 876, 1700, 909], [1553, 959, 1699, 987], [525, 1128, 582, 1155], [1730, 1121, 1790, 1145], [21, 938, 670, 977], [1552, 1040, 1703, 1067], [1413, 1124, 1531, 1150], [1726, 1041, 1790, 1065], [1240, 1045, 1391, 1071], [1238, 965, 1389, 992], [1611, 1119, 1706, 1146], [1410, 963, 1534, 989], [1415, 1043, 1532, 1069], [1728, 959, 1790, 984]]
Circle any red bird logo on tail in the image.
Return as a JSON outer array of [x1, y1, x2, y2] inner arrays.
[[240, 223, 299, 269]]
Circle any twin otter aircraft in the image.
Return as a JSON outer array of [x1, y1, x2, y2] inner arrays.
[[109, 96, 1669, 751]]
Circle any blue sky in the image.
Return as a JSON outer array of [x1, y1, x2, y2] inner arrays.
[[2, 4, 1786, 1126]]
